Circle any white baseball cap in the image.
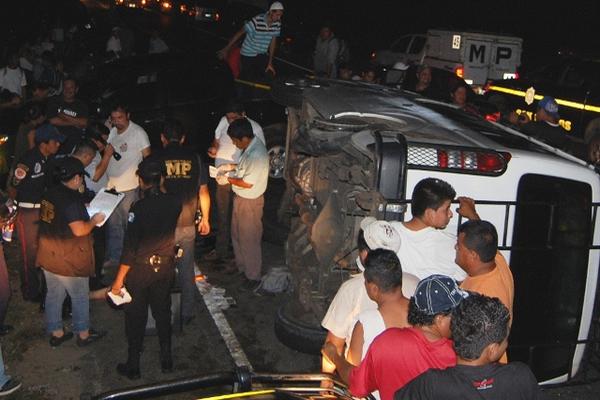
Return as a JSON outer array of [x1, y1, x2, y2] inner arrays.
[[359, 217, 402, 253], [269, 2, 284, 11]]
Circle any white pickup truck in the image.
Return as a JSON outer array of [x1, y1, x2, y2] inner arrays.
[[374, 29, 522, 88]]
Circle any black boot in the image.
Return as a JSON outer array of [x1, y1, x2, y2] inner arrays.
[[117, 351, 141, 380]]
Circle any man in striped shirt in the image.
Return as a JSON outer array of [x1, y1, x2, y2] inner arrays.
[[217, 2, 284, 82]]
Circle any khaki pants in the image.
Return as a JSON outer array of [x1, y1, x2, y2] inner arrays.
[[231, 195, 264, 281]]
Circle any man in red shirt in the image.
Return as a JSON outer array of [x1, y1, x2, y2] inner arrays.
[[322, 274, 468, 400]]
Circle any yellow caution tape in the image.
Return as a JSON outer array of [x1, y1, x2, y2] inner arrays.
[[198, 389, 276, 400], [234, 79, 271, 91], [487, 85, 600, 113]]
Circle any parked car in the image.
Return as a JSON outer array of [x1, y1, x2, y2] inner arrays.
[[484, 56, 600, 145], [270, 77, 600, 385]]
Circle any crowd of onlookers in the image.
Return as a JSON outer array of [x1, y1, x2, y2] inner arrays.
[[320, 178, 542, 399]]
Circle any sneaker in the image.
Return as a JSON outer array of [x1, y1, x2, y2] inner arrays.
[[77, 329, 107, 347], [49, 331, 74, 347], [0, 379, 21, 396]]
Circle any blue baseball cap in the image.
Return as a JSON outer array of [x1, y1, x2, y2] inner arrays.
[[538, 96, 560, 119], [413, 275, 469, 315], [35, 124, 66, 144]]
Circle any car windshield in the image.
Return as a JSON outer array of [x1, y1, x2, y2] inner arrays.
[[419, 101, 551, 153]]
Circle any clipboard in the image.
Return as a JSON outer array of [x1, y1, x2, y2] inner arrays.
[[86, 188, 125, 227]]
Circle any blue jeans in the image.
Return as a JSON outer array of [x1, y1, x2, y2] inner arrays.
[[105, 188, 139, 263], [175, 227, 197, 318], [43, 270, 90, 334], [0, 344, 9, 388]]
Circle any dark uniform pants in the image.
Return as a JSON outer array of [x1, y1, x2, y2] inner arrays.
[[124, 266, 175, 363], [215, 183, 233, 258], [16, 208, 41, 300]]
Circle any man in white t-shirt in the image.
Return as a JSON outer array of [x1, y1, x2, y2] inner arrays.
[[390, 177, 466, 282], [0, 54, 27, 97], [321, 217, 419, 374], [206, 100, 265, 263], [95, 103, 151, 269]]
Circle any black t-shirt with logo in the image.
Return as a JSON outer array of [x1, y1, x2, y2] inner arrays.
[[121, 190, 182, 275], [159, 143, 207, 227], [46, 96, 89, 154], [39, 183, 89, 239], [394, 362, 542, 400], [13, 147, 49, 204], [37, 183, 95, 277]]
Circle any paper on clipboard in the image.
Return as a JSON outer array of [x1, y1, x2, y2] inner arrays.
[[87, 188, 125, 227]]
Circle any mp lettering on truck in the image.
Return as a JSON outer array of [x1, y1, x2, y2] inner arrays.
[[469, 44, 513, 64]]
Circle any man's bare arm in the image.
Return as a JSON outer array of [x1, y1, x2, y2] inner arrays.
[[322, 331, 346, 373], [198, 184, 211, 235], [228, 177, 253, 189]]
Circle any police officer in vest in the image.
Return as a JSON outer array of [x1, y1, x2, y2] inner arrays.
[[158, 119, 210, 325], [110, 157, 182, 380], [12, 123, 64, 302], [37, 157, 107, 347]]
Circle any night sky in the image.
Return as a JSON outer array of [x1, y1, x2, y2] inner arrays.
[[2, 0, 599, 67], [287, 0, 600, 62]]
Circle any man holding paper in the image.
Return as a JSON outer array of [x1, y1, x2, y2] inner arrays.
[[37, 157, 107, 348], [206, 100, 264, 264], [219, 118, 268, 291]]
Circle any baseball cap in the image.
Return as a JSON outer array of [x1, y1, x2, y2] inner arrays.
[[269, 1, 284, 11], [538, 96, 560, 119], [413, 274, 469, 315], [360, 217, 402, 253], [136, 156, 165, 181], [56, 156, 86, 181], [35, 123, 65, 144]]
